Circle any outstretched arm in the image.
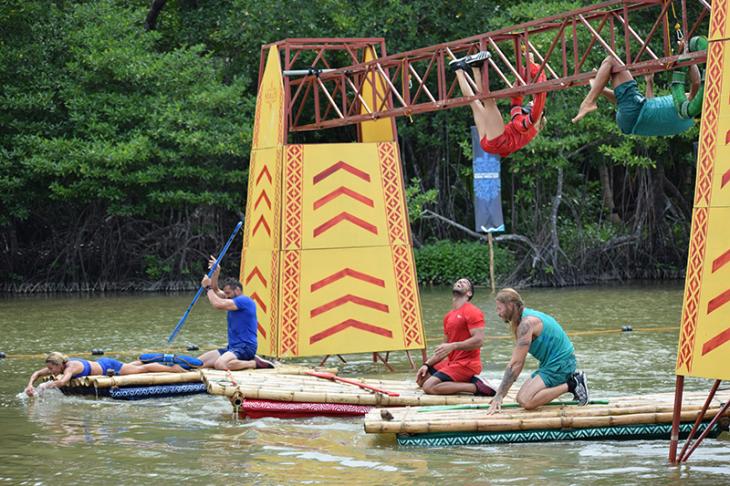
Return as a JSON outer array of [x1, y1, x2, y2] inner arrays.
[[25, 367, 51, 396], [487, 319, 533, 414]]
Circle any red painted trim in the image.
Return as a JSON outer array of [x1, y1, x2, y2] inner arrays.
[[245, 266, 268, 287], [309, 319, 393, 344], [701, 326, 730, 356], [253, 215, 272, 236], [310, 268, 385, 292], [721, 168, 730, 188], [313, 186, 374, 210], [257, 322, 268, 339], [712, 248, 730, 273], [707, 288, 730, 314], [310, 294, 389, 317], [313, 161, 371, 185], [256, 165, 273, 185], [254, 191, 272, 210], [251, 292, 268, 313], [313, 212, 378, 237]]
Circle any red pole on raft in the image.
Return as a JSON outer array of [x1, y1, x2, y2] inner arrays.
[[681, 397, 730, 462], [677, 379, 721, 462], [668, 374, 684, 464]]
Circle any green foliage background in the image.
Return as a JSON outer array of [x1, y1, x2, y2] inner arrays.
[[0, 0, 707, 290]]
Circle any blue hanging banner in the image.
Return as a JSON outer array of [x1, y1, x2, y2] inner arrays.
[[471, 126, 504, 233]]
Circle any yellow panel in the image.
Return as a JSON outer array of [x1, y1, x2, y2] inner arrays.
[[242, 147, 282, 250], [278, 246, 425, 357], [359, 46, 396, 143], [677, 208, 730, 380], [252, 46, 285, 149], [240, 248, 279, 357], [677, 31, 730, 380], [284, 143, 389, 250], [708, 0, 730, 42]]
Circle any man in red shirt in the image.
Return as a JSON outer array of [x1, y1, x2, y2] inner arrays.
[[451, 51, 547, 158], [416, 278, 495, 396]]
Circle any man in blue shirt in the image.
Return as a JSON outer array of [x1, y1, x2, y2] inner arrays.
[[198, 257, 274, 370], [572, 46, 700, 136]]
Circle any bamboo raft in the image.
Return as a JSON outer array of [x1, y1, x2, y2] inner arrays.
[[364, 390, 730, 446], [60, 365, 337, 400], [61, 371, 206, 400], [201, 370, 513, 418]]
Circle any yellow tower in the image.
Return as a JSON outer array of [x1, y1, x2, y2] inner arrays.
[[241, 45, 426, 359], [676, 0, 730, 381]]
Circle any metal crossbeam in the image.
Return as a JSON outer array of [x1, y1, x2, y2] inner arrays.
[[261, 0, 711, 133]]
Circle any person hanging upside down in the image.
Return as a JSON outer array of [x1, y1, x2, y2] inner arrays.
[[571, 41, 701, 136], [416, 278, 496, 396], [487, 288, 589, 413], [450, 51, 548, 158], [24, 351, 188, 397]]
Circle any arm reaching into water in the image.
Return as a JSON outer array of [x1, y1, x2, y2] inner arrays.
[[487, 318, 533, 414]]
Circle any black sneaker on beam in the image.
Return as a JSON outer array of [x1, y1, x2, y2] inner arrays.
[[449, 51, 491, 72], [571, 371, 589, 405]]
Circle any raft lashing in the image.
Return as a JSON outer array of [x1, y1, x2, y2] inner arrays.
[[363, 390, 730, 446], [60, 371, 206, 400], [59, 365, 337, 401], [201, 370, 511, 418]]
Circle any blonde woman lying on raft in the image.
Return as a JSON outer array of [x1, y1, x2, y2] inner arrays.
[[24, 352, 187, 397]]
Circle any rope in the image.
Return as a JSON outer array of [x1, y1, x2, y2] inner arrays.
[[0, 327, 679, 360]]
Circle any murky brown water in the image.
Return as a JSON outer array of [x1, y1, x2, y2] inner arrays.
[[1, 283, 728, 484]]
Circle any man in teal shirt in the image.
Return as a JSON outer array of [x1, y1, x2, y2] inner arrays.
[[487, 288, 588, 413], [572, 52, 700, 136]]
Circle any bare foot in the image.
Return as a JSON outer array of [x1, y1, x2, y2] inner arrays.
[[572, 101, 598, 123]]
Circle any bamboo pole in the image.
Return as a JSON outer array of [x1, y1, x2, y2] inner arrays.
[[67, 371, 202, 389], [487, 232, 496, 294], [364, 408, 730, 434]]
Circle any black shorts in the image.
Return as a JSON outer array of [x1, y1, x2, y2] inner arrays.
[[217, 343, 256, 361]]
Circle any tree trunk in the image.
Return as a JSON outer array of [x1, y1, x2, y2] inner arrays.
[[144, 0, 167, 31], [599, 163, 621, 224]]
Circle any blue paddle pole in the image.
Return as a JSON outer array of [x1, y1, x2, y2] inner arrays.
[[167, 221, 244, 343]]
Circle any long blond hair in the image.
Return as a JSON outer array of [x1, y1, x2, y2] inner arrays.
[[495, 288, 525, 338], [45, 352, 69, 366]]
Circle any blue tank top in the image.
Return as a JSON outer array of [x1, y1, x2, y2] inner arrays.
[[69, 358, 92, 378], [227, 295, 258, 348], [632, 95, 694, 136], [522, 308, 575, 367]]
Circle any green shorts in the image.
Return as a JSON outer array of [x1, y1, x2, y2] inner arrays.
[[531, 354, 577, 388], [614, 80, 645, 134]]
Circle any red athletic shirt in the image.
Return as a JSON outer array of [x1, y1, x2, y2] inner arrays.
[[442, 301, 485, 370], [480, 62, 547, 158]]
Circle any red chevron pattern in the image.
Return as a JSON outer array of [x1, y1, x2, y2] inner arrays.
[[250, 292, 268, 313], [313, 186, 374, 210], [678, 208, 708, 373], [710, 0, 727, 39], [313, 161, 370, 185], [310, 294, 389, 317], [252, 215, 271, 237], [702, 326, 730, 356], [257, 322, 267, 339], [694, 42, 723, 207], [379, 142, 422, 347], [245, 266, 267, 287], [255, 191, 272, 210], [313, 212, 378, 237], [722, 168, 730, 188], [280, 251, 301, 355], [284, 145, 303, 249], [712, 248, 730, 273], [256, 165, 273, 185], [310, 268, 385, 292], [309, 319, 393, 344]]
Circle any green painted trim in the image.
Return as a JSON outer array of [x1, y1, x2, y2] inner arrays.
[[396, 422, 721, 447]]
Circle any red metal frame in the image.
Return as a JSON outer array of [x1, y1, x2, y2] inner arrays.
[[260, 0, 710, 132]]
